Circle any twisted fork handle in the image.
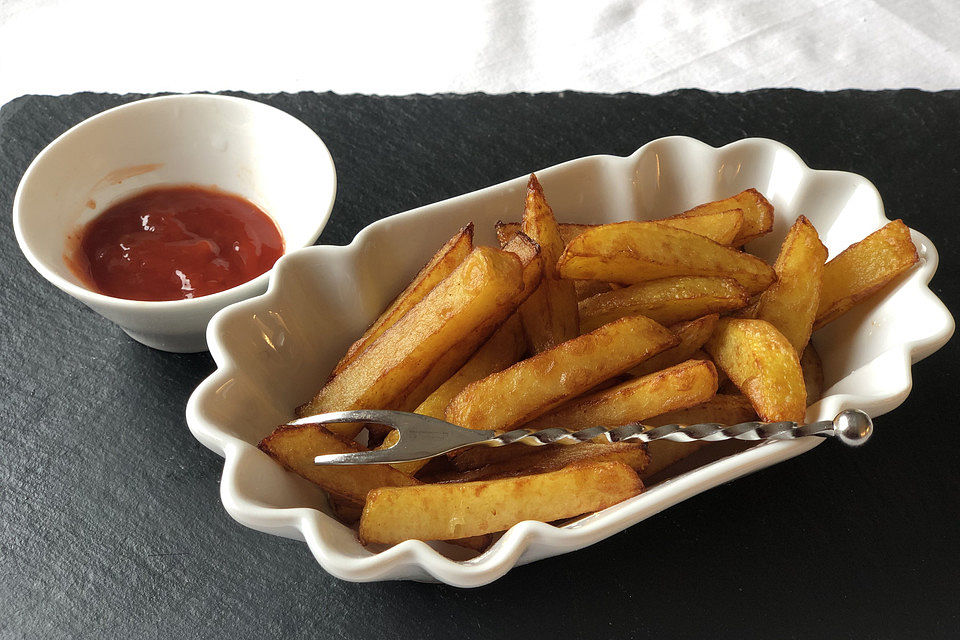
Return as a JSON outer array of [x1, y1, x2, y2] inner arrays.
[[493, 409, 873, 449]]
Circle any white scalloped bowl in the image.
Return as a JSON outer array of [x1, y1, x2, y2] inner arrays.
[[186, 136, 953, 587]]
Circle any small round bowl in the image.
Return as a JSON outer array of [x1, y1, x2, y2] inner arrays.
[[13, 94, 336, 353]]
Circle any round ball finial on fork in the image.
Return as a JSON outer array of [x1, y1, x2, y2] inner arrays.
[[833, 409, 873, 446]]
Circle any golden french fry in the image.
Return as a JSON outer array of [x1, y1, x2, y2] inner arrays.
[[396, 321, 504, 430], [446, 371, 633, 470], [498, 187, 771, 249], [434, 442, 650, 483], [446, 315, 678, 431], [258, 423, 419, 504], [574, 280, 613, 301], [557, 222, 776, 294], [640, 394, 757, 478], [555, 223, 592, 245], [448, 442, 540, 472], [497, 207, 743, 248], [449, 375, 635, 473], [272, 429, 489, 550], [630, 315, 719, 377], [814, 220, 919, 330], [332, 224, 473, 376], [801, 344, 824, 406], [704, 318, 806, 422], [517, 174, 580, 352], [524, 359, 718, 430], [639, 442, 704, 480], [329, 495, 365, 524], [496, 220, 518, 247], [578, 276, 748, 333], [754, 216, 827, 354], [503, 225, 608, 300], [358, 461, 643, 544], [446, 534, 492, 553], [644, 393, 757, 427], [300, 247, 525, 436], [681, 188, 774, 246], [735, 298, 760, 319], [415, 314, 526, 420], [501, 230, 544, 294], [339, 237, 540, 438], [497, 221, 590, 247], [656, 208, 744, 244], [373, 241, 539, 434], [444, 373, 632, 469]]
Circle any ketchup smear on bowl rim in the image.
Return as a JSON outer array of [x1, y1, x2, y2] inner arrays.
[[68, 185, 285, 301]]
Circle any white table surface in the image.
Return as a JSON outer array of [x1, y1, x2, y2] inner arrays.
[[2, 0, 958, 109]]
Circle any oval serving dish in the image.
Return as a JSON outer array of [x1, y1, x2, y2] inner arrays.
[[186, 136, 953, 586]]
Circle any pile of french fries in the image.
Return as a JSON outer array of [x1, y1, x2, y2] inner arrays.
[[259, 175, 919, 551]]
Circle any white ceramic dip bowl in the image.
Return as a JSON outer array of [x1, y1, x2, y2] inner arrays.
[[13, 94, 336, 352]]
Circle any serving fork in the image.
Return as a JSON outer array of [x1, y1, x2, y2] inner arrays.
[[290, 408, 874, 466]]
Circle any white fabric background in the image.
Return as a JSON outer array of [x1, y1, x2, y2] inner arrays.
[[2, 0, 959, 108]]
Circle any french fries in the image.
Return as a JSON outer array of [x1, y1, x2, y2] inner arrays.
[[524, 359, 718, 430], [430, 442, 650, 484], [260, 419, 493, 550], [445, 315, 678, 431], [578, 276, 748, 333], [332, 224, 473, 376], [644, 393, 757, 428], [753, 216, 827, 354], [553, 222, 591, 246], [630, 314, 719, 377], [681, 188, 774, 246], [496, 220, 590, 247], [414, 314, 526, 421], [258, 423, 419, 504], [358, 461, 643, 544], [397, 315, 520, 431], [501, 230, 545, 294], [268, 179, 919, 551], [401, 236, 541, 434], [657, 208, 744, 244], [446, 377, 649, 470], [329, 495, 365, 524], [447, 442, 542, 472], [814, 220, 919, 329], [640, 394, 758, 478], [705, 318, 806, 423], [801, 344, 824, 406], [557, 222, 776, 294], [299, 246, 526, 435], [516, 175, 580, 352], [574, 279, 614, 301], [496, 208, 745, 247]]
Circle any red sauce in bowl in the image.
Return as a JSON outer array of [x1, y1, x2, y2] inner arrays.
[[69, 186, 284, 301]]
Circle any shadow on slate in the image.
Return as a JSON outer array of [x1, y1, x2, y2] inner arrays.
[[0, 90, 957, 639]]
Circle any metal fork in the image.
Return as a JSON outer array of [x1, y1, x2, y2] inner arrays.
[[288, 408, 873, 466]]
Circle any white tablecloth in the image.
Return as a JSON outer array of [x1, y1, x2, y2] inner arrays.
[[2, 0, 959, 109]]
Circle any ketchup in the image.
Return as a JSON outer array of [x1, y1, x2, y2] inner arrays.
[[69, 185, 284, 301]]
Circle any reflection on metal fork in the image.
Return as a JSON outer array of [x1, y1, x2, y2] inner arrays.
[[287, 408, 874, 466]]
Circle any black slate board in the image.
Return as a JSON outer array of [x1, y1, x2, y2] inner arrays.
[[1, 91, 958, 639]]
